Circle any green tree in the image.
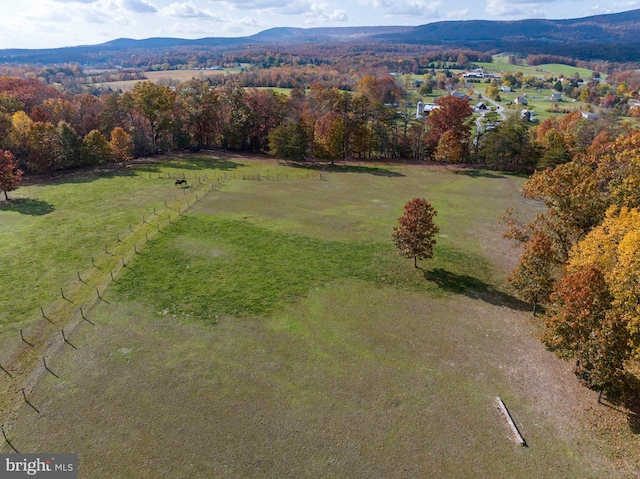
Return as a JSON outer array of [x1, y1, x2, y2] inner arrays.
[[175, 79, 221, 148], [130, 81, 176, 152], [26, 122, 59, 174], [0, 149, 23, 200], [478, 112, 538, 171], [268, 123, 309, 162], [56, 122, 81, 169], [81, 129, 112, 167], [392, 198, 439, 268], [418, 82, 433, 96]]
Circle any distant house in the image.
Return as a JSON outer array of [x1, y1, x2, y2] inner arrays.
[[629, 100, 640, 109], [514, 96, 528, 106], [451, 91, 469, 100], [475, 102, 488, 111], [521, 110, 536, 122], [501, 85, 512, 92], [417, 100, 440, 118], [581, 111, 598, 120], [550, 92, 562, 101], [463, 68, 501, 80]]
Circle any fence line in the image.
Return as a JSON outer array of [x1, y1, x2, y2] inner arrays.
[[0, 171, 219, 445], [1, 166, 327, 447]]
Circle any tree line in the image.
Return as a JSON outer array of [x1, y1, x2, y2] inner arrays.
[[504, 118, 640, 397]]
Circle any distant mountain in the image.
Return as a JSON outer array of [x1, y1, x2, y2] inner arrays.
[[2, 9, 640, 65]]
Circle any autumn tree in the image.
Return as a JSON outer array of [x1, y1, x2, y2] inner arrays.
[[175, 79, 220, 148], [425, 95, 473, 155], [109, 127, 134, 169], [129, 81, 176, 152], [0, 150, 23, 200], [544, 264, 629, 393], [245, 88, 287, 152], [81, 130, 112, 167], [522, 161, 608, 235], [392, 198, 439, 268], [569, 206, 640, 355], [507, 230, 558, 315], [26, 121, 59, 174], [314, 111, 344, 164], [435, 129, 465, 164]]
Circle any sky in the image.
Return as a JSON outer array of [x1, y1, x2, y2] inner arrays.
[[0, 0, 637, 50]]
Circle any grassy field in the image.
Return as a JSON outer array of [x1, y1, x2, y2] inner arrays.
[[1, 155, 638, 477], [536, 63, 596, 79], [91, 69, 237, 91]]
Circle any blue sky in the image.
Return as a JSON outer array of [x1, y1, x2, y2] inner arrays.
[[0, 0, 637, 49]]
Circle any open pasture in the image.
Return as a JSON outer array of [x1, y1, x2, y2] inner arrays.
[[91, 68, 237, 91], [0, 155, 634, 477]]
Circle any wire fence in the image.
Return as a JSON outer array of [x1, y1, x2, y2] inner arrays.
[[0, 165, 326, 451]]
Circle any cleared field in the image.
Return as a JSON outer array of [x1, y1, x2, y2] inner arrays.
[[1, 155, 637, 477], [91, 68, 236, 91], [536, 63, 596, 79]]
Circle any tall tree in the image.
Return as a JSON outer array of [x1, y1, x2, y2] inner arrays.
[[56, 122, 82, 169], [569, 206, 640, 355], [0, 149, 23, 200], [129, 81, 176, 152], [314, 111, 344, 164], [245, 88, 287, 152], [392, 198, 439, 268], [544, 264, 629, 393], [425, 95, 473, 158], [109, 127, 134, 170], [268, 122, 309, 162], [507, 230, 557, 315], [26, 122, 59, 174], [175, 79, 220, 148], [219, 80, 249, 150], [81, 129, 112, 167], [435, 129, 465, 164]]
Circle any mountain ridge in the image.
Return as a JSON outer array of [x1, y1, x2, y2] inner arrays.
[[2, 9, 640, 65]]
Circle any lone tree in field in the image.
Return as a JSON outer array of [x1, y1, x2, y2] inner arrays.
[[392, 198, 439, 268], [0, 150, 23, 201]]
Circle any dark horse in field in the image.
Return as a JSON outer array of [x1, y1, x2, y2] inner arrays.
[[175, 179, 187, 187]]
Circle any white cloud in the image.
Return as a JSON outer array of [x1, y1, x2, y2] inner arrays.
[[384, 0, 442, 17], [584, 1, 639, 15], [120, 0, 158, 13], [446, 8, 468, 18], [484, 0, 546, 16], [237, 15, 265, 26], [352, 0, 441, 17], [303, 3, 348, 23], [161, 2, 223, 19], [212, 0, 292, 9]]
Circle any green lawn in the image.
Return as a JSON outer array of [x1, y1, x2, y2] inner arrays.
[[536, 63, 596, 79], [1, 156, 636, 478]]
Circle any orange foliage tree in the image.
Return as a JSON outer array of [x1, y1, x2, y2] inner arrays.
[[392, 198, 439, 268], [0, 149, 23, 200]]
